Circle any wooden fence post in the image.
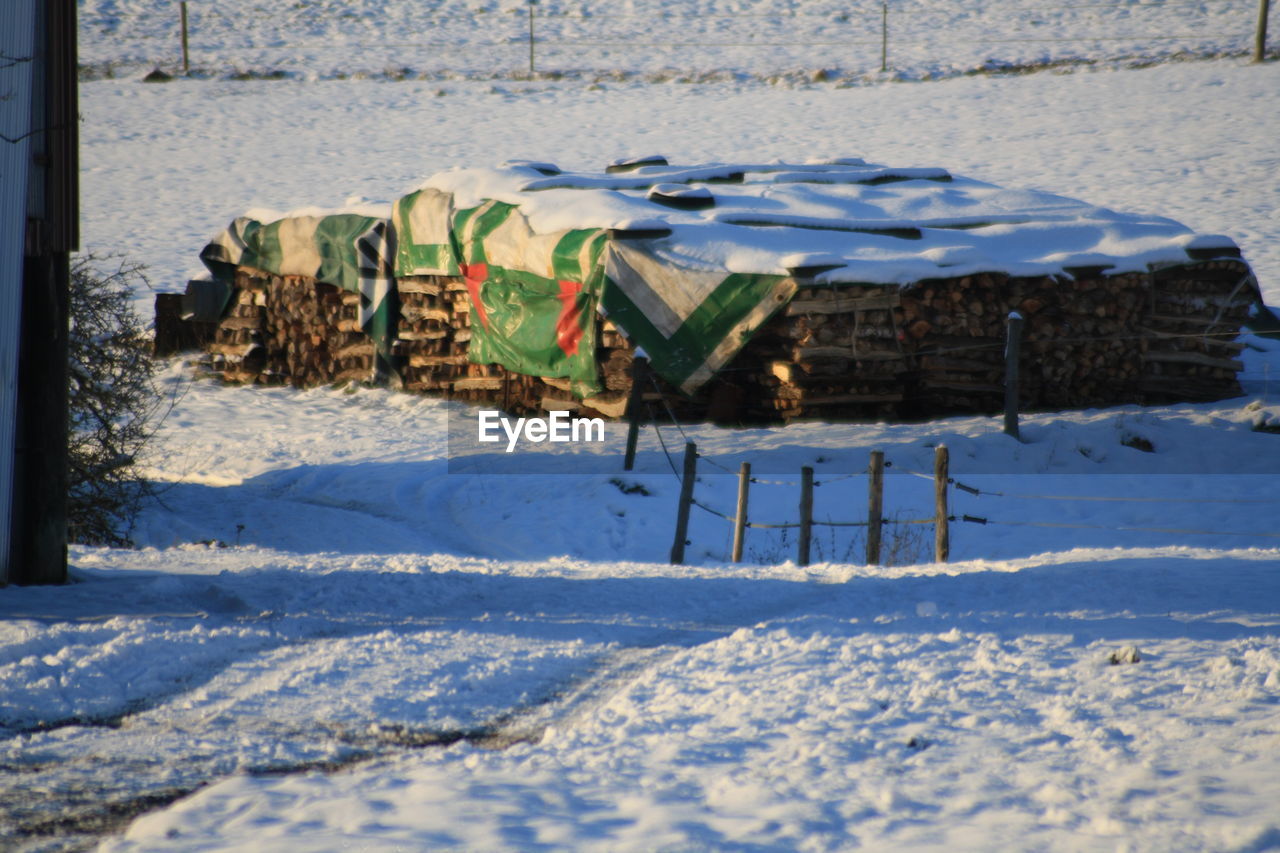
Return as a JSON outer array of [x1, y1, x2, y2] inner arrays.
[[622, 356, 648, 471], [1257, 0, 1271, 62], [527, 0, 537, 75], [670, 442, 697, 564], [934, 444, 950, 563], [1004, 311, 1024, 440], [880, 1, 888, 72], [798, 466, 813, 566], [180, 1, 190, 74], [732, 462, 750, 563], [866, 450, 884, 565]]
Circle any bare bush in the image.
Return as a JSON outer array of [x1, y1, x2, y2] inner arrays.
[[67, 256, 168, 546]]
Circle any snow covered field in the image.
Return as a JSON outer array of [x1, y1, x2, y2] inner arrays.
[[77, 0, 1263, 81], [2, 20, 1280, 852]]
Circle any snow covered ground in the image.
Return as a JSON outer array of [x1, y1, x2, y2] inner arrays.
[[3, 19, 1280, 852], [77, 0, 1262, 81]]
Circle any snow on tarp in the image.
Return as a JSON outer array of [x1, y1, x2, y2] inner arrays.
[[399, 158, 1242, 395], [205, 159, 1245, 397]]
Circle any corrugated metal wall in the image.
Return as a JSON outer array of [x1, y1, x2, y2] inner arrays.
[[0, 0, 37, 585]]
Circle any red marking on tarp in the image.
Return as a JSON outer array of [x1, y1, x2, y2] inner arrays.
[[461, 262, 490, 330], [556, 280, 584, 357]]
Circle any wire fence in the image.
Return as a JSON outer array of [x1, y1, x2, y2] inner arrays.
[[77, 0, 1271, 79], [639, 380, 1280, 566]]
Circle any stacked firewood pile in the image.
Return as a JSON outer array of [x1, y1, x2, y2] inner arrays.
[[202, 268, 377, 386], [724, 285, 908, 422], [898, 270, 1157, 414], [205, 270, 270, 384], [393, 275, 471, 394], [1137, 259, 1253, 403], [703, 258, 1254, 421], [189, 258, 1254, 422]]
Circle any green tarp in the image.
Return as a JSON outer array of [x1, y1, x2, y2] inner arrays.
[[392, 190, 793, 395], [200, 211, 398, 372], [202, 187, 796, 396]]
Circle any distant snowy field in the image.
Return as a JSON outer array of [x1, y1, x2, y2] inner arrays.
[[78, 0, 1261, 80], [3, 16, 1280, 852]]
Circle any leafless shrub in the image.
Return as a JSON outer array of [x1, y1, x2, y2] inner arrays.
[[67, 255, 173, 545]]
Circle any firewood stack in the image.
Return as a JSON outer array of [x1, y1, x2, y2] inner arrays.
[[1137, 259, 1253, 403], [270, 276, 375, 386], [196, 258, 1254, 422], [896, 270, 1150, 413], [203, 268, 377, 387], [724, 284, 909, 422], [207, 269, 270, 384], [698, 259, 1254, 422], [393, 275, 466, 394]]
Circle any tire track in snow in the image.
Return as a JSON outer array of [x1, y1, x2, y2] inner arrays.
[[3, 570, 836, 851]]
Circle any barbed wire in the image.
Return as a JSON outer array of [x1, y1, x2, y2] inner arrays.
[[645, 402, 684, 480], [693, 498, 803, 529], [951, 483, 1280, 503], [954, 514, 1280, 539]]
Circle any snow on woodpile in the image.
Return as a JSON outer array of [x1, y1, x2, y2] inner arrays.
[[174, 157, 1264, 422]]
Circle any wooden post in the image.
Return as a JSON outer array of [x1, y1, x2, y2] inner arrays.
[[528, 0, 537, 76], [731, 462, 750, 562], [934, 445, 949, 563], [880, 1, 888, 72], [866, 450, 884, 565], [622, 356, 648, 471], [1004, 311, 1024, 440], [1257, 0, 1271, 62], [180, 1, 190, 74], [798, 466, 813, 566], [669, 442, 697, 565]]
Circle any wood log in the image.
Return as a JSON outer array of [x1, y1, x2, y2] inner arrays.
[[1140, 350, 1244, 371]]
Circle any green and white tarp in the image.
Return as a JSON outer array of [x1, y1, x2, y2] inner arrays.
[[200, 209, 398, 370], [395, 188, 607, 395], [393, 182, 795, 396]]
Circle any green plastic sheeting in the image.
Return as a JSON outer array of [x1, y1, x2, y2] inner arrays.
[[200, 212, 398, 374]]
